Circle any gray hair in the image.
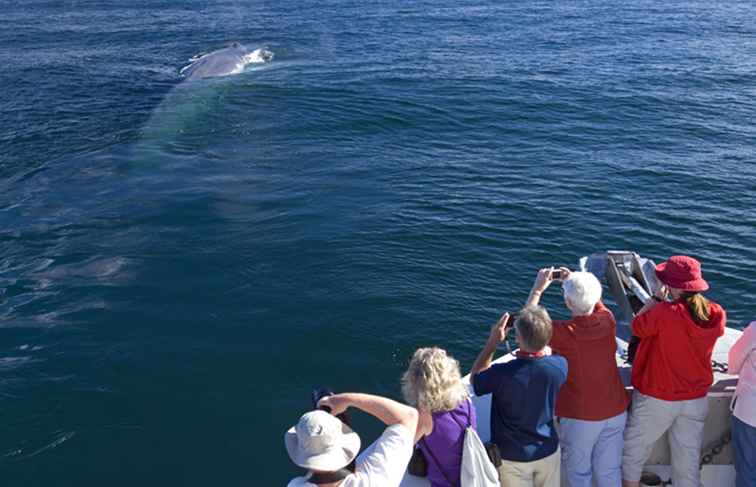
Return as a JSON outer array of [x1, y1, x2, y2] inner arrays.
[[562, 271, 602, 316], [515, 306, 553, 351]]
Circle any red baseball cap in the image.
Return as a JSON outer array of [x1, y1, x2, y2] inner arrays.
[[655, 255, 709, 292]]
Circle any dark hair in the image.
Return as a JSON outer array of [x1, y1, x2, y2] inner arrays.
[[681, 292, 710, 323], [515, 306, 552, 351]]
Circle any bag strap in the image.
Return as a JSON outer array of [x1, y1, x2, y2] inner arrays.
[[448, 399, 472, 431], [420, 437, 458, 487]]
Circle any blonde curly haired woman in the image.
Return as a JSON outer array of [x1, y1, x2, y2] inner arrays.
[[402, 347, 476, 487]]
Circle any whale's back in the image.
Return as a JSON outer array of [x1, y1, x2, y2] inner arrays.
[[180, 44, 271, 80]]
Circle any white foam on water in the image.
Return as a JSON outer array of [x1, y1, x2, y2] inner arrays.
[[178, 63, 193, 77], [25, 431, 77, 458], [243, 47, 274, 65], [232, 48, 274, 75]]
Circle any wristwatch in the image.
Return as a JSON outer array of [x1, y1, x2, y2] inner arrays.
[[652, 296, 663, 303]]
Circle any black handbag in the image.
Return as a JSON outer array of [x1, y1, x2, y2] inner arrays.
[[410, 440, 457, 485], [407, 446, 428, 477], [484, 442, 502, 468]]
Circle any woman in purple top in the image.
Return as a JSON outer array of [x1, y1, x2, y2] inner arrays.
[[402, 347, 477, 487]]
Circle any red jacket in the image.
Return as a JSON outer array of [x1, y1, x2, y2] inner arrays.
[[631, 299, 726, 401], [550, 301, 629, 420]]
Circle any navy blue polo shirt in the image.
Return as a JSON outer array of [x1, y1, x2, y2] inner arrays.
[[473, 355, 568, 462]]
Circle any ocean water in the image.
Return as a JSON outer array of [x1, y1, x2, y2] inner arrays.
[[1, 0, 755, 485]]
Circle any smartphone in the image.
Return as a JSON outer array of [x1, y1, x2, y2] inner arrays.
[[551, 269, 563, 281], [504, 313, 517, 330]]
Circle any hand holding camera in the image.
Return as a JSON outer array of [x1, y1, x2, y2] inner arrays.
[[317, 395, 350, 416], [489, 312, 511, 344], [549, 266, 571, 282], [653, 284, 669, 302], [532, 266, 571, 292], [651, 286, 672, 303], [313, 388, 353, 426]]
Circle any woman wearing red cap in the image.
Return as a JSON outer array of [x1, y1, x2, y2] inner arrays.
[[621, 256, 726, 487]]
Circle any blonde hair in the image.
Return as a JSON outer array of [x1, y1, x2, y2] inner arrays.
[[681, 292, 711, 323], [401, 347, 468, 413]]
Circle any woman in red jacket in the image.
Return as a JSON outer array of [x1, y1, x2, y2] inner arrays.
[[622, 256, 726, 487]]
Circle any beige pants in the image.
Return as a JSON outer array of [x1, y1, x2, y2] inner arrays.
[[498, 448, 561, 487]]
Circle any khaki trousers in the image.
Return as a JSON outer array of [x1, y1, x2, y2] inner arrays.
[[498, 447, 561, 487]]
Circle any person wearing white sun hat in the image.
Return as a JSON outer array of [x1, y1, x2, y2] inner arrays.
[[285, 393, 419, 487]]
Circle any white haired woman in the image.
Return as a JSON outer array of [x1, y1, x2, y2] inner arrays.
[[527, 267, 629, 487], [402, 347, 476, 487]]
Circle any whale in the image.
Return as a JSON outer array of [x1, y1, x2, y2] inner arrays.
[[125, 43, 274, 166], [179, 42, 273, 80]]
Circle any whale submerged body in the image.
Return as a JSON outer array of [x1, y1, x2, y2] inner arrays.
[[180, 43, 273, 80], [130, 43, 273, 164]]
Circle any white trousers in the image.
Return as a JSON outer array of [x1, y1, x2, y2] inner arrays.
[[622, 391, 708, 487], [560, 411, 627, 487]]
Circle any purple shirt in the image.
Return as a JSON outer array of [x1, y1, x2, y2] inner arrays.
[[419, 399, 477, 487]]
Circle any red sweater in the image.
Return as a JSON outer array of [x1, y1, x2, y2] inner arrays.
[[631, 299, 726, 401], [550, 301, 629, 420]]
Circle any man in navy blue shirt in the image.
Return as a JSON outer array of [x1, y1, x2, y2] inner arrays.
[[471, 305, 568, 487]]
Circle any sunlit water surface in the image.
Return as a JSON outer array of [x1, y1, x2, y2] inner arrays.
[[1, 0, 755, 485]]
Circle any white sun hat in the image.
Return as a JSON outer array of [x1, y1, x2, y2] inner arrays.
[[284, 410, 361, 471]]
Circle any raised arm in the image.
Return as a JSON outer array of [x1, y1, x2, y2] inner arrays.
[[525, 267, 569, 308], [630, 287, 669, 337], [320, 394, 418, 485], [471, 312, 510, 377], [634, 285, 668, 317], [318, 393, 418, 433], [526, 268, 551, 308]]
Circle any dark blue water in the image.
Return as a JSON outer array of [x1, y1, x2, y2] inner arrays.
[[2, 0, 755, 485]]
